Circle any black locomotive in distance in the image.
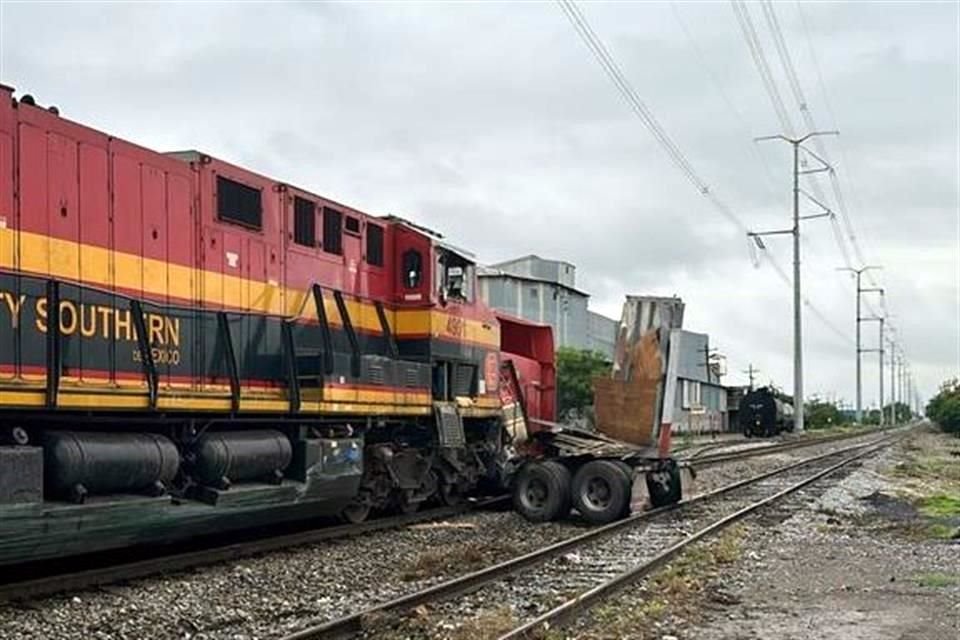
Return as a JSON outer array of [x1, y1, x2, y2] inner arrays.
[[738, 387, 794, 438]]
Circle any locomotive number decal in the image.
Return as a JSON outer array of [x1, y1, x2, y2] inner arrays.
[[445, 315, 466, 338]]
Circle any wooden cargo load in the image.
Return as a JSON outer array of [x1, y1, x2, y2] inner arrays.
[[593, 296, 684, 448]]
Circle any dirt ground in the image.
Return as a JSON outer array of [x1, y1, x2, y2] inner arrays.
[[570, 426, 960, 640]]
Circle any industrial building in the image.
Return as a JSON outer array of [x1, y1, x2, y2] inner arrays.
[[478, 255, 617, 359], [668, 329, 729, 433]]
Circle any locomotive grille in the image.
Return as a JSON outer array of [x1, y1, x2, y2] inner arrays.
[[404, 366, 420, 388], [435, 403, 466, 448], [454, 364, 477, 397], [369, 363, 385, 385]]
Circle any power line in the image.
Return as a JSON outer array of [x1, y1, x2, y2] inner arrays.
[[556, 0, 854, 347], [758, 0, 877, 321], [736, 0, 899, 353], [669, 1, 779, 200], [731, 1, 795, 137], [792, 2, 886, 297]]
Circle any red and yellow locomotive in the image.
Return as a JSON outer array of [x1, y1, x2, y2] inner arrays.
[[0, 84, 555, 564]]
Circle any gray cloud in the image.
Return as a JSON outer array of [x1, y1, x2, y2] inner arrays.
[[1, 0, 956, 406]]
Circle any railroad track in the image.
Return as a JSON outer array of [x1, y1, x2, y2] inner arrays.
[[282, 431, 901, 640], [0, 426, 898, 605], [686, 425, 901, 467], [0, 496, 507, 603]]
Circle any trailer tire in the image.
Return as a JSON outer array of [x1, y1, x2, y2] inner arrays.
[[612, 460, 636, 518], [513, 460, 571, 522], [646, 459, 682, 508], [571, 460, 632, 524]]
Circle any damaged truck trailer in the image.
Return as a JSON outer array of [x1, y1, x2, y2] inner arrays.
[[502, 296, 687, 525]]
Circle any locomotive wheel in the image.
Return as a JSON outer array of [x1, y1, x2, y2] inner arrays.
[[512, 460, 571, 522], [572, 460, 631, 525], [399, 499, 420, 515], [340, 499, 372, 524], [438, 480, 463, 507], [432, 470, 463, 507]]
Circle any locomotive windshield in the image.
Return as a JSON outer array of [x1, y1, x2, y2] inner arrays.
[[437, 246, 475, 303]]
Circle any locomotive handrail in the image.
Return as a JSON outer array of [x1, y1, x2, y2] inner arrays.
[[333, 290, 361, 378], [281, 322, 302, 413], [310, 284, 335, 374], [216, 311, 241, 414], [45, 279, 61, 408], [129, 298, 159, 409], [375, 300, 400, 359]]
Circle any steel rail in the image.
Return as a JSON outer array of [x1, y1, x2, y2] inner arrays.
[[280, 432, 900, 640], [0, 496, 507, 603], [498, 435, 898, 639], [686, 424, 902, 467], [0, 427, 905, 605]]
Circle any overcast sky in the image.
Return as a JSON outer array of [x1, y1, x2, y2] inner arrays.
[[1, 1, 957, 409]]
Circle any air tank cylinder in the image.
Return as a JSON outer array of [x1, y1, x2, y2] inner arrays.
[[43, 431, 180, 504], [190, 430, 292, 489]]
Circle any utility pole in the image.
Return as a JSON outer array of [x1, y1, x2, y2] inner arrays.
[[751, 130, 839, 433], [902, 362, 908, 421], [888, 342, 898, 425], [743, 364, 759, 390], [838, 267, 882, 423], [860, 314, 884, 426], [698, 341, 718, 385], [886, 326, 899, 425], [894, 351, 903, 424], [878, 316, 884, 425]]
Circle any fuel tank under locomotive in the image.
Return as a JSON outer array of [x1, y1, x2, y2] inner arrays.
[[188, 430, 293, 489], [43, 431, 181, 503], [41, 429, 299, 503]]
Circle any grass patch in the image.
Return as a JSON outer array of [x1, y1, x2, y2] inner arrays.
[[914, 573, 960, 588], [400, 541, 518, 582], [453, 606, 518, 640], [926, 523, 960, 540], [893, 458, 960, 483], [918, 494, 960, 518], [568, 526, 746, 639]]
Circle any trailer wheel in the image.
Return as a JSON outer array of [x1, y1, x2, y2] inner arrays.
[[612, 460, 636, 517], [646, 459, 682, 508], [571, 460, 632, 524], [513, 460, 571, 522]]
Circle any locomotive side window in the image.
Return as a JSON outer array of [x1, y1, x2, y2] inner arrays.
[[293, 197, 316, 247], [345, 216, 361, 234], [217, 175, 262, 230], [402, 249, 422, 288], [323, 207, 343, 255], [437, 249, 474, 302], [366, 224, 384, 267]]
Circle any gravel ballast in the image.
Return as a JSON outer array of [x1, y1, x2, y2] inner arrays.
[[0, 429, 896, 640], [564, 428, 960, 640]]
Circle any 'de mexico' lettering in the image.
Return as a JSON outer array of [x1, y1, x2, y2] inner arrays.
[[0, 290, 180, 348]]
